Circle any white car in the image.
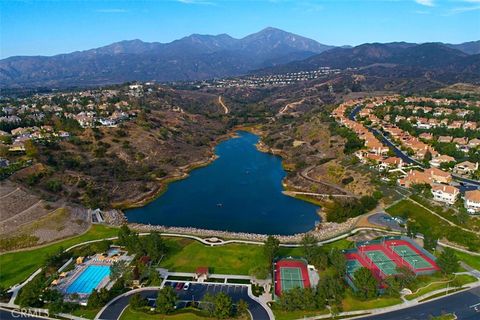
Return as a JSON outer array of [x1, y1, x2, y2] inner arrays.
[[183, 282, 190, 290]]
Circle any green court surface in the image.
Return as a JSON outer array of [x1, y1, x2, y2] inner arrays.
[[390, 245, 432, 269], [280, 267, 304, 292], [346, 259, 363, 277], [362, 250, 398, 276]]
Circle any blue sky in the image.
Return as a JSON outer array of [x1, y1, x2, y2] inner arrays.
[[1, 0, 479, 58]]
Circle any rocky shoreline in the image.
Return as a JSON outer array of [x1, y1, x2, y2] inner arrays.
[[127, 217, 358, 243]]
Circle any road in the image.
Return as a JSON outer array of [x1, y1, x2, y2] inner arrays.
[[96, 282, 270, 320], [0, 308, 51, 319], [360, 286, 480, 320]]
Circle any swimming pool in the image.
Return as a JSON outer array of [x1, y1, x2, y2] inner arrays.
[[66, 265, 111, 294]]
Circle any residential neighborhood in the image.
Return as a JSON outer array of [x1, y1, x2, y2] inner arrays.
[[333, 96, 480, 213]]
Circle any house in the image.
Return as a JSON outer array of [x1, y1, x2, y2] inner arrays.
[[8, 141, 25, 152], [425, 167, 452, 184], [379, 157, 403, 170], [419, 133, 433, 141], [468, 138, 480, 148], [438, 136, 453, 143], [464, 122, 477, 130], [429, 155, 455, 168], [453, 161, 479, 175], [464, 190, 480, 214], [452, 137, 468, 146], [195, 267, 210, 282], [398, 170, 431, 188], [431, 184, 459, 205]]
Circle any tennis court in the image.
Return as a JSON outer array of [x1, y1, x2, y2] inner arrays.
[[390, 244, 433, 270], [346, 259, 363, 277], [274, 258, 311, 297], [280, 267, 304, 291], [363, 250, 398, 276]]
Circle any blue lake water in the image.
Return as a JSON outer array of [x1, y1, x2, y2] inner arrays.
[[126, 131, 320, 235]]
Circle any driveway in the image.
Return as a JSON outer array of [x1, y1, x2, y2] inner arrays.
[[96, 282, 270, 320]]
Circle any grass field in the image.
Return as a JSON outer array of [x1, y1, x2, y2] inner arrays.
[[386, 198, 480, 251], [405, 274, 478, 301], [161, 238, 267, 275], [453, 250, 480, 270], [0, 224, 118, 288], [342, 293, 402, 311], [160, 238, 352, 276], [120, 307, 214, 320]]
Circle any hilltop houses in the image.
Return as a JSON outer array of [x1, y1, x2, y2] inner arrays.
[[464, 190, 480, 214]]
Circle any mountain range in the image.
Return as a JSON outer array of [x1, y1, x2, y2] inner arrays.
[[0, 27, 479, 88]]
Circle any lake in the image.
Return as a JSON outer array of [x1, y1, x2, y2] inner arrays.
[[126, 131, 320, 235]]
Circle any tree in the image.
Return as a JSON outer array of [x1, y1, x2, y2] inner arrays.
[[263, 236, 280, 268], [213, 292, 233, 319], [236, 299, 249, 317], [143, 232, 167, 263], [423, 233, 438, 253], [130, 293, 148, 310], [147, 268, 162, 286], [328, 249, 347, 275], [17, 273, 46, 307], [352, 267, 378, 300], [24, 140, 39, 159], [110, 260, 128, 281], [437, 248, 459, 275], [301, 234, 318, 261], [156, 286, 177, 314]]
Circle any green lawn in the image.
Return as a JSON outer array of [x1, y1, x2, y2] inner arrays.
[[0, 224, 119, 288], [160, 238, 352, 276], [161, 238, 268, 275], [453, 250, 480, 270], [342, 293, 402, 311], [405, 274, 478, 301], [386, 198, 480, 251], [70, 307, 102, 319], [120, 307, 214, 320]]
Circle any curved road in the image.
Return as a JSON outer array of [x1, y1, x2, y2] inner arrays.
[[360, 286, 480, 320], [96, 283, 270, 320]]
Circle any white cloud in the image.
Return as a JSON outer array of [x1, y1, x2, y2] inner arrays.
[[414, 0, 435, 6], [448, 5, 480, 14]]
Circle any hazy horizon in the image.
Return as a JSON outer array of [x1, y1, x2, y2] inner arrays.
[[1, 0, 480, 59]]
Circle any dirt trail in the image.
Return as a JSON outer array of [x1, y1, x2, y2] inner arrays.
[[218, 96, 229, 114], [278, 98, 305, 115]]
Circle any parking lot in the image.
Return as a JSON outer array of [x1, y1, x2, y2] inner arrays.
[[98, 281, 270, 320], [164, 281, 250, 304]]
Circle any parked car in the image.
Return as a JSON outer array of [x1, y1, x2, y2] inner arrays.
[[183, 282, 190, 290], [176, 282, 184, 290]]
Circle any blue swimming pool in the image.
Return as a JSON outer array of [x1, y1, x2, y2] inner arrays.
[[66, 265, 111, 294]]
